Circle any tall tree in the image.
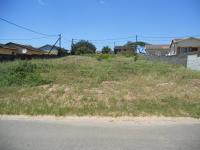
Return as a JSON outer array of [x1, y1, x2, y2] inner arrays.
[[102, 46, 112, 54], [71, 40, 96, 55]]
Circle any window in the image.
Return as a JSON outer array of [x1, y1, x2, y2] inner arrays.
[[190, 48, 198, 52], [179, 48, 187, 53]]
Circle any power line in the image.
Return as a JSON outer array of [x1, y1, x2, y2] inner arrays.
[[72, 35, 200, 42], [0, 36, 58, 41], [62, 37, 74, 42], [1, 17, 199, 45], [0, 17, 57, 37], [72, 38, 128, 43], [139, 39, 172, 42], [138, 35, 183, 39], [138, 35, 200, 39], [72, 36, 137, 42]]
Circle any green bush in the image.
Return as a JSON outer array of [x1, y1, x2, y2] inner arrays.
[[0, 61, 51, 87], [95, 54, 112, 61], [102, 46, 112, 54], [71, 40, 96, 55]]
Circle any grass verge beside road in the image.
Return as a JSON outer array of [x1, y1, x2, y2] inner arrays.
[[0, 55, 200, 118]]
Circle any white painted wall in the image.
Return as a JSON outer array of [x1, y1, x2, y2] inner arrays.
[[187, 54, 200, 71]]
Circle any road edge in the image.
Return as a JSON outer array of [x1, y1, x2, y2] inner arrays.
[[1, 115, 200, 124]]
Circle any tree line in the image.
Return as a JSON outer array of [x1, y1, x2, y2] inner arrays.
[[70, 40, 145, 55]]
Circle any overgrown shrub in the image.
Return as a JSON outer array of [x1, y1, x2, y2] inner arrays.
[[102, 46, 112, 54], [71, 40, 96, 55], [95, 54, 112, 61], [0, 61, 51, 87]]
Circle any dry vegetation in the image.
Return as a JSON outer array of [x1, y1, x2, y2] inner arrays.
[[0, 55, 200, 117]]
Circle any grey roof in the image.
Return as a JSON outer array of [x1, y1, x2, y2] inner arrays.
[[172, 37, 200, 43], [0, 43, 18, 50], [6, 42, 44, 52], [39, 44, 68, 52]]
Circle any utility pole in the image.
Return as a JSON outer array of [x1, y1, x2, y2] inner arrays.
[[135, 35, 138, 54], [48, 36, 60, 55], [59, 34, 62, 49], [114, 42, 116, 54], [136, 35, 138, 43], [71, 38, 74, 54], [71, 39, 74, 47]]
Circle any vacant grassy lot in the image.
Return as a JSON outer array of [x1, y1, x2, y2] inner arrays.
[[0, 55, 200, 117]]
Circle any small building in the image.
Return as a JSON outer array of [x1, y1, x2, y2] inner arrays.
[[169, 37, 200, 56], [5, 42, 46, 55], [114, 46, 135, 54], [39, 44, 68, 55], [0, 44, 18, 55], [145, 44, 170, 56]]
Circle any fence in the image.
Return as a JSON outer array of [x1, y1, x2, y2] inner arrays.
[[187, 54, 200, 71], [0, 54, 62, 62], [144, 54, 188, 66]]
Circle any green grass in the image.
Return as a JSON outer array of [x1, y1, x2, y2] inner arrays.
[[0, 55, 200, 117], [0, 61, 51, 87]]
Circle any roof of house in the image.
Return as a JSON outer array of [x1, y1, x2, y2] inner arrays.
[[170, 37, 200, 48], [114, 46, 124, 49], [145, 44, 170, 50], [39, 44, 59, 51], [172, 37, 200, 43], [0, 43, 18, 50], [0, 44, 5, 47], [172, 39, 182, 42], [39, 44, 68, 52], [5, 42, 44, 53]]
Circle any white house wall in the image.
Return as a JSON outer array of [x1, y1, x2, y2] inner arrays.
[[169, 44, 177, 55]]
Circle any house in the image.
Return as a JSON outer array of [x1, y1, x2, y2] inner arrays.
[[39, 44, 59, 55], [169, 37, 200, 56], [0, 44, 18, 55], [145, 44, 170, 56], [137, 45, 146, 54], [39, 44, 68, 55], [114, 46, 135, 54], [5, 42, 46, 55]]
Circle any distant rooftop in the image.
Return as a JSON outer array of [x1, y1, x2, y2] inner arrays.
[[145, 44, 170, 50], [172, 37, 200, 43]]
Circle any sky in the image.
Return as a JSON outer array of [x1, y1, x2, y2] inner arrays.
[[0, 0, 200, 50]]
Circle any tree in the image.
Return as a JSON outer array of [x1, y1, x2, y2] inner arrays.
[[102, 46, 112, 54], [57, 48, 68, 56], [71, 40, 96, 55]]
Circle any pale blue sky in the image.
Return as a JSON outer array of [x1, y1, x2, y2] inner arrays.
[[0, 0, 200, 50]]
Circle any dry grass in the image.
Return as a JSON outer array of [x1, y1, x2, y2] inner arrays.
[[0, 55, 200, 117]]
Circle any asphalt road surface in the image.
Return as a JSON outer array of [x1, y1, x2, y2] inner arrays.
[[0, 117, 200, 150]]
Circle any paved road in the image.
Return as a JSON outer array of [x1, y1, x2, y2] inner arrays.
[[0, 118, 200, 150]]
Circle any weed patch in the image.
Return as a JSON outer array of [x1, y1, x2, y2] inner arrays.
[[0, 61, 51, 87], [0, 56, 200, 117]]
